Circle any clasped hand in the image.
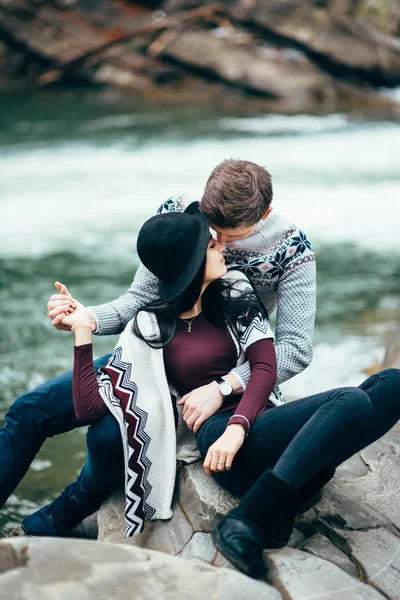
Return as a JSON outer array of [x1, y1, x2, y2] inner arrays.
[[47, 281, 91, 329], [177, 382, 224, 434]]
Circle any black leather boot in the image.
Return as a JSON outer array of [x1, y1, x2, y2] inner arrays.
[[263, 466, 336, 549], [212, 514, 265, 578], [212, 469, 300, 578]]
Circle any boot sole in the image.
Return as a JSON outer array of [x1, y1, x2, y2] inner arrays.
[[211, 525, 265, 579]]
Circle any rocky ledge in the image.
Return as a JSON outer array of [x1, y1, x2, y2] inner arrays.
[[0, 536, 278, 599], [1, 0, 400, 116], [1, 335, 399, 599], [95, 416, 400, 599]]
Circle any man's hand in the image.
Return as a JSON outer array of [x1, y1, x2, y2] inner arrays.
[[177, 381, 223, 434], [47, 282, 76, 331], [203, 424, 245, 476], [47, 282, 94, 331]]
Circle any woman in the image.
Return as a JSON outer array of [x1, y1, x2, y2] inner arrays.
[[20, 203, 400, 580]]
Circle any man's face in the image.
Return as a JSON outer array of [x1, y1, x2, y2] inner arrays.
[[210, 223, 259, 244]]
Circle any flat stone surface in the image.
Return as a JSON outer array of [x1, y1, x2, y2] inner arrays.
[[287, 527, 308, 549], [180, 532, 217, 563], [97, 488, 126, 543], [212, 550, 238, 571], [267, 548, 386, 600], [331, 423, 400, 530], [0, 538, 281, 600], [313, 486, 392, 533], [177, 462, 240, 533], [300, 533, 359, 578], [340, 528, 400, 600], [70, 511, 99, 539], [98, 490, 193, 556]]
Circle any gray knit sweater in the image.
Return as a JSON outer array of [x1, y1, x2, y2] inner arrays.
[[88, 195, 316, 387]]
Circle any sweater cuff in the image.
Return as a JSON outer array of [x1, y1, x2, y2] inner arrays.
[[87, 303, 123, 336], [227, 415, 250, 436]]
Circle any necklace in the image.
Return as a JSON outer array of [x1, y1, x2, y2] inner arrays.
[[180, 313, 200, 333]]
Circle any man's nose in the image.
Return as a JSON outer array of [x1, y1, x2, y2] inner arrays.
[[216, 232, 229, 243]]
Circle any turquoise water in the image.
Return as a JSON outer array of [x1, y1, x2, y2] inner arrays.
[[0, 89, 399, 535]]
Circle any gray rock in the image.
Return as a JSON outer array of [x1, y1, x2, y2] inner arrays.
[[97, 488, 126, 543], [313, 486, 393, 534], [161, 30, 336, 112], [300, 533, 359, 578], [180, 532, 217, 563], [325, 422, 400, 531], [70, 511, 99, 539], [339, 528, 400, 600], [267, 548, 386, 600], [177, 462, 240, 533], [287, 527, 308, 549], [0, 537, 281, 600], [98, 490, 193, 556], [212, 550, 239, 572]]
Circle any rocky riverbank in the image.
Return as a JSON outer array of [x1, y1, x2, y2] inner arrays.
[[1, 0, 400, 116], [1, 331, 399, 599]]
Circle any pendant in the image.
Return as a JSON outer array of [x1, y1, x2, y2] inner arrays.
[[187, 324, 192, 333]]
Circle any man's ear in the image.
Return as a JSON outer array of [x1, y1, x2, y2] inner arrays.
[[261, 207, 273, 221]]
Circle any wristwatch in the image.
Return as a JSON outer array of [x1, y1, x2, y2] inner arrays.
[[215, 377, 233, 398]]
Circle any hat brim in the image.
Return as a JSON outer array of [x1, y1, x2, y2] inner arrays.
[[158, 202, 210, 302]]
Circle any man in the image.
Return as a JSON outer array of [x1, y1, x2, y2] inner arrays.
[[1, 159, 316, 528]]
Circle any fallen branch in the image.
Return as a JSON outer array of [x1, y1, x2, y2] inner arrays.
[[37, 3, 226, 86]]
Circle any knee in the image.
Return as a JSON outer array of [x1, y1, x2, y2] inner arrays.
[[380, 368, 400, 388], [340, 387, 372, 424], [86, 415, 122, 458], [6, 391, 40, 434]]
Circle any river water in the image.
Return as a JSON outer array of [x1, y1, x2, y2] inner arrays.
[[0, 90, 399, 535]]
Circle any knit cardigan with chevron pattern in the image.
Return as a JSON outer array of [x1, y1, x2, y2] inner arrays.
[[96, 271, 280, 537]]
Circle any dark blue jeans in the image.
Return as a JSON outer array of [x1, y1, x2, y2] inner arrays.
[[0, 354, 112, 509], [196, 369, 400, 496]]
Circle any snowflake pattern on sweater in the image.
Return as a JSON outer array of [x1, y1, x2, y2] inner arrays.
[[158, 194, 315, 288]]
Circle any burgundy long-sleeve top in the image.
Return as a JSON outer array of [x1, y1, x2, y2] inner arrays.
[[73, 313, 277, 435]]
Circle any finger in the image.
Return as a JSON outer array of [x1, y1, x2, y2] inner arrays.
[[185, 411, 200, 430], [225, 452, 234, 471], [55, 281, 72, 298], [193, 414, 207, 434], [210, 451, 220, 473], [182, 401, 193, 417], [48, 294, 73, 303], [216, 453, 227, 472], [48, 298, 74, 307], [177, 393, 189, 406], [48, 305, 72, 319], [52, 313, 66, 326], [203, 452, 212, 477]]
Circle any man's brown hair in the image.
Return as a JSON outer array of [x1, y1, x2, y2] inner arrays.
[[200, 159, 273, 228]]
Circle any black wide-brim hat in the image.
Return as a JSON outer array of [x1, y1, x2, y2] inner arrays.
[[137, 202, 210, 302]]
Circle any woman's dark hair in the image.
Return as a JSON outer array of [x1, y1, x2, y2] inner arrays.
[[132, 267, 268, 351]]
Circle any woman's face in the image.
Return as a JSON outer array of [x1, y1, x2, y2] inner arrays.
[[204, 238, 227, 283]]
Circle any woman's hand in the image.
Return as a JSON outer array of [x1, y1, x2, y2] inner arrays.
[[203, 424, 246, 477]]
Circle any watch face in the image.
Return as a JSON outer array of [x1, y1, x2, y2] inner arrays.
[[220, 382, 233, 396]]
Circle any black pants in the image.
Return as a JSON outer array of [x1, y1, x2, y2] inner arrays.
[[196, 369, 400, 496]]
